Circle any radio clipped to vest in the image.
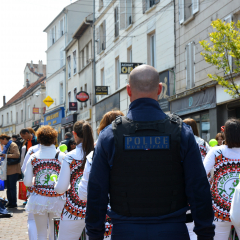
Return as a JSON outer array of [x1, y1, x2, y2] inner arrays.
[[110, 115, 188, 217]]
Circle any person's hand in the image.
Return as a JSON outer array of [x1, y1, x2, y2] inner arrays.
[[1, 154, 6, 158]]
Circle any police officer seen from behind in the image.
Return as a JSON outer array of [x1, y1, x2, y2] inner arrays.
[[86, 65, 215, 240]]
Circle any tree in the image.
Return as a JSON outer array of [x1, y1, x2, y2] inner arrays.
[[200, 19, 240, 98]]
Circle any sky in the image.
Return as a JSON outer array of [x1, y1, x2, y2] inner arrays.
[[0, 0, 77, 107]]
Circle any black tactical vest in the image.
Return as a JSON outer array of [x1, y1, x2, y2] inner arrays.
[[110, 115, 188, 217]]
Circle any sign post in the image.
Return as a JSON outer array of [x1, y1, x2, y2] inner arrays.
[[120, 62, 143, 74], [43, 96, 54, 107]]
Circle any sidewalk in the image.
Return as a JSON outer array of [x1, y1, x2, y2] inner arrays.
[[0, 183, 28, 240]]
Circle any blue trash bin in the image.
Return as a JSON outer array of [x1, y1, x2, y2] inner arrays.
[[0, 179, 4, 191]]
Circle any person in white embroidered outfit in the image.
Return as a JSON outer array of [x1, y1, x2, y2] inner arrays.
[[204, 119, 240, 240], [24, 126, 66, 240], [55, 120, 94, 240], [183, 118, 211, 240], [22, 144, 40, 240]]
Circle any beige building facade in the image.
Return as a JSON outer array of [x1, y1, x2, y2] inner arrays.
[[171, 0, 240, 141]]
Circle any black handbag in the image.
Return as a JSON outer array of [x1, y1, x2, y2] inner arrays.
[[6, 143, 20, 166]]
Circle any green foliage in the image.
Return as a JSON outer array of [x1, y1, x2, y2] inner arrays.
[[200, 19, 240, 98]]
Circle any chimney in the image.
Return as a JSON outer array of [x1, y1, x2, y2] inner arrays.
[[31, 60, 33, 68], [38, 60, 43, 75], [3, 96, 6, 106], [26, 79, 30, 88]]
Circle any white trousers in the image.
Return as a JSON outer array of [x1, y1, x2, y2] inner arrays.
[[214, 221, 240, 240], [34, 213, 55, 240], [28, 213, 37, 240], [186, 222, 197, 240], [58, 219, 85, 240]]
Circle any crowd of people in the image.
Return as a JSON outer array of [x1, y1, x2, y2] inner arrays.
[[0, 64, 240, 240]]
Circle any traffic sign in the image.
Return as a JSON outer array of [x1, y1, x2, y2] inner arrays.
[[43, 96, 54, 107]]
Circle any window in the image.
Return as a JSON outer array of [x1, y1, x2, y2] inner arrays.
[[120, 0, 133, 29], [26, 72, 28, 80], [60, 48, 64, 68], [142, 0, 160, 14], [68, 91, 71, 112], [60, 83, 64, 104], [127, 46, 132, 62], [52, 27, 56, 44], [84, 84, 87, 107], [179, 0, 199, 24], [60, 18, 64, 37], [73, 51, 77, 74], [80, 87, 83, 109], [7, 113, 9, 124], [10, 111, 12, 123], [2, 115, 3, 125], [16, 112, 18, 124], [67, 56, 71, 79], [86, 44, 89, 64], [21, 110, 23, 122], [28, 105, 30, 119], [97, 20, 106, 54], [186, 42, 195, 89], [114, 7, 119, 38], [115, 57, 120, 90], [101, 68, 105, 85], [82, 49, 85, 68], [149, 34, 156, 68], [99, 0, 103, 10], [74, 88, 77, 102]]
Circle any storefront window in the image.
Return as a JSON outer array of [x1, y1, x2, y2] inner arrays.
[[183, 112, 210, 142]]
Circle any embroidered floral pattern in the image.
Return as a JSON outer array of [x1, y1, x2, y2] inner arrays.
[[199, 144, 207, 161], [28, 157, 64, 198], [211, 151, 240, 222], [61, 157, 87, 220]]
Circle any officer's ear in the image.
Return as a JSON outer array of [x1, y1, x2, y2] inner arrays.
[[127, 84, 132, 97], [157, 83, 163, 96]]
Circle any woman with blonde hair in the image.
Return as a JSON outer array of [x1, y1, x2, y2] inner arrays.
[[24, 126, 66, 240]]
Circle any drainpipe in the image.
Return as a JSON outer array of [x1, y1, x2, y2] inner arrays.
[[93, 0, 96, 105]]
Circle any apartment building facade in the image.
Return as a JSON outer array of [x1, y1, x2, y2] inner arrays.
[[92, 0, 175, 139], [64, 15, 93, 134], [171, 0, 240, 141], [43, 0, 92, 141]]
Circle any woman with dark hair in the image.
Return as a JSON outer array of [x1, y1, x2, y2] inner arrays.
[[215, 132, 225, 146], [204, 119, 240, 239], [55, 120, 94, 240], [67, 138, 76, 152], [0, 134, 20, 208], [24, 126, 66, 240], [183, 118, 211, 161]]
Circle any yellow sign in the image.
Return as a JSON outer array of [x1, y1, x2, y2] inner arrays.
[[43, 96, 54, 107], [46, 112, 59, 121]]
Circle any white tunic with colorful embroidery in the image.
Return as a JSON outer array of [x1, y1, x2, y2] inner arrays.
[[204, 145, 240, 222], [24, 145, 66, 216], [55, 143, 86, 221]]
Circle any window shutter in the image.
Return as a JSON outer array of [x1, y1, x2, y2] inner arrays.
[[120, 0, 126, 29], [191, 42, 195, 87], [103, 20, 106, 50], [186, 44, 191, 89], [224, 15, 232, 73], [96, 26, 100, 54], [192, 0, 199, 15], [142, 0, 147, 14], [179, 0, 184, 24]]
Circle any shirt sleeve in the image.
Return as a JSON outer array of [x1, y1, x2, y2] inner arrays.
[[86, 129, 113, 240], [78, 157, 92, 201], [203, 148, 216, 175], [23, 155, 34, 187], [21, 146, 28, 172], [181, 124, 215, 239]]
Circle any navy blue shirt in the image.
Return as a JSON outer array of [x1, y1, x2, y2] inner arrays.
[[86, 98, 214, 240]]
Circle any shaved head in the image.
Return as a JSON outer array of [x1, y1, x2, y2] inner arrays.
[[129, 65, 159, 93]]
